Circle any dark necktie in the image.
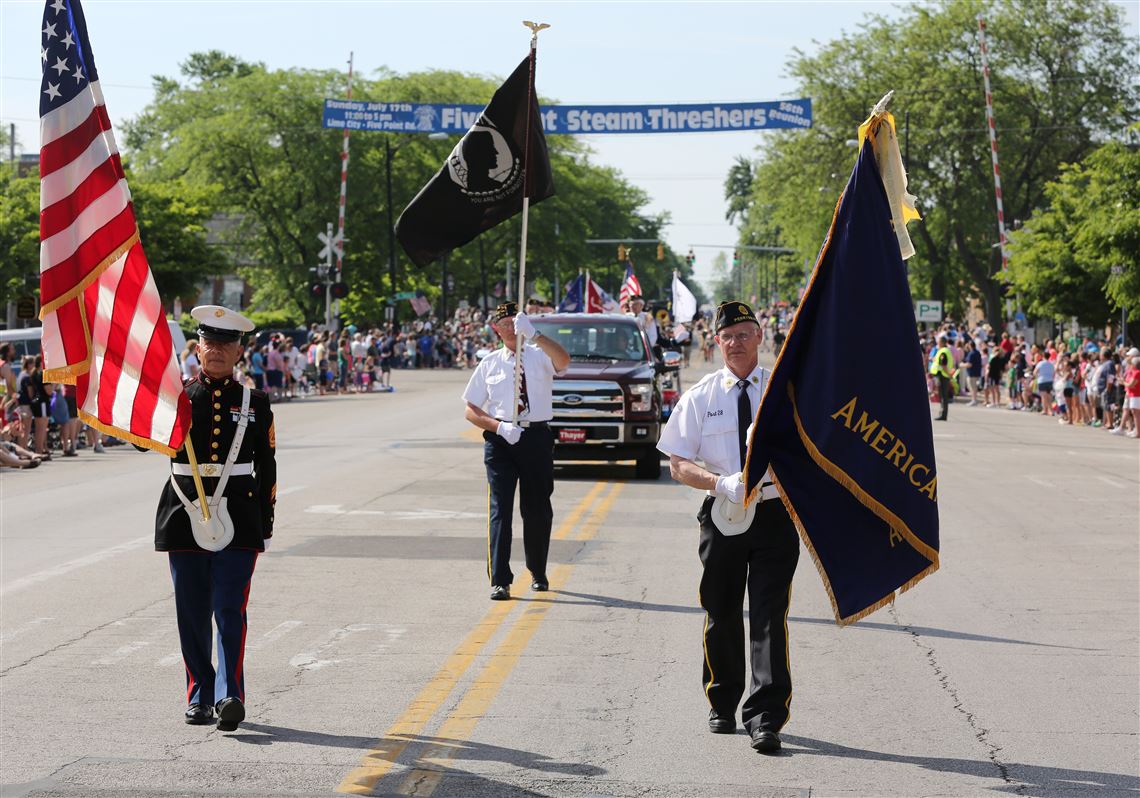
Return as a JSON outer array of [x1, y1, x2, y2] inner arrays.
[[737, 379, 752, 471], [517, 357, 530, 419]]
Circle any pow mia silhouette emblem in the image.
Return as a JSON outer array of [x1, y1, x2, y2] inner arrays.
[[446, 119, 523, 205], [413, 106, 437, 132]]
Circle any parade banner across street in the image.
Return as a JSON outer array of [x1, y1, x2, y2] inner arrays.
[[323, 98, 812, 134]]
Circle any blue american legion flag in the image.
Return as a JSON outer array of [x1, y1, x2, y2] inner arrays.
[[38, 0, 190, 455], [743, 107, 938, 625]]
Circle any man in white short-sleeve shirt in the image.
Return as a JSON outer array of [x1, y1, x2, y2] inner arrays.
[[657, 300, 799, 755], [463, 301, 570, 601]]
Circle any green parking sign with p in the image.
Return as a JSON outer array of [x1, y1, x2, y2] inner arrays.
[[915, 300, 942, 323]]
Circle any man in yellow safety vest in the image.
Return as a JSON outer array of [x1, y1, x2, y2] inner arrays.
[[930, 333, 955, 421]]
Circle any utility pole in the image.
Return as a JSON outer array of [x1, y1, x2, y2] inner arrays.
[[385, 136, 398, 335], [478, 237, 489, 314], [441, 254, 449, 320], [324, 222, 334, 332], [553, 221, 560, 306]]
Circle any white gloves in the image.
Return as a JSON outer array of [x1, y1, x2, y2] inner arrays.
[[715, 472, 746, 504], [496, 421, 523, 445], [513, 312, 536, 339]]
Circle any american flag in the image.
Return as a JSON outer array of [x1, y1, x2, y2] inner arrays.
[[38, 0, 190, 455], [619, 261, 642, 306]]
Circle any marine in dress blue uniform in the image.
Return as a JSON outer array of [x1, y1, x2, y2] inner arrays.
[[157, 305, 276, 731], [462, 302, 570, 600], [657, 301, 798, 755]]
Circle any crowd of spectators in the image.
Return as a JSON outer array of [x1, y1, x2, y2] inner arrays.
[[9, 307, 1132, 472], [0, 343, 112, 469], [226, 306, 506, 402], [921, 322, 1140, 438]]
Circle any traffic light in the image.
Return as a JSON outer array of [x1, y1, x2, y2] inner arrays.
[[686, 249, 695, 267], [330, 281, 349, 299], [310, 281, 326, 299], [617, 244, 628, 262], [733, 249, 740, 268], [656, 242, 664, 261]]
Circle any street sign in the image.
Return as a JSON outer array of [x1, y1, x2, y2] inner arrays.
[[394, 291, 416, 300], [914, 300, 942, 323], [317, 230, 345, 261], [16, 295, 37, 320]]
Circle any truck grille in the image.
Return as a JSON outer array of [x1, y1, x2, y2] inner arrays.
[[552, 380, 623, 419]]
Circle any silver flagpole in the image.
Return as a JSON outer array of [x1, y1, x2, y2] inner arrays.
[[512, 21, 549, 423]]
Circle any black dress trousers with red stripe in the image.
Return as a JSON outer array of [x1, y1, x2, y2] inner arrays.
[[168, 549, 257, 707]]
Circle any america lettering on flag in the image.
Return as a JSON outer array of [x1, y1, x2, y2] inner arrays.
[[619, 262, 642, 306], [38, 0, 190, 455]]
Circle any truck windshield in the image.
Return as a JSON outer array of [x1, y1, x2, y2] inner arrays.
[[533, 320, 648, 362]]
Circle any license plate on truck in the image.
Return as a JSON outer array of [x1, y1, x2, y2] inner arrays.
[[559, 428, 587, 443]]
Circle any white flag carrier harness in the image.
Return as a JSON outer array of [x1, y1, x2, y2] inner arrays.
[[170, 385, 252, 551]]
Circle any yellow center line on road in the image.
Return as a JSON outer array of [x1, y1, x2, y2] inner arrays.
[[336, 481, 608, 796], [395, 482, 626, 798]]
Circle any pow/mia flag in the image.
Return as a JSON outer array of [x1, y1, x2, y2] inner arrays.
[[742, 109, 939, 625], [396, 57, 555, 268]]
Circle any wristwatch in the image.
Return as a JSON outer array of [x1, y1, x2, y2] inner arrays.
[[531, 330, 543, 341]]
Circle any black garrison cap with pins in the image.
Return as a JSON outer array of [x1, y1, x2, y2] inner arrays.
[[714, 301, 760, 332], [491, 301, 519, 323]]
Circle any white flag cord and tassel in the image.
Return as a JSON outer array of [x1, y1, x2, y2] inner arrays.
[[858, 90, 921, 261], [512, 21, 549, 423]]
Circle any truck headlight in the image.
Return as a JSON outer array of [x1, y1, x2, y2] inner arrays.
[[627, 383, 653, 413]]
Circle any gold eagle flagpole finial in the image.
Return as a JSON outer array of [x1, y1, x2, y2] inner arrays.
[[523, 20, 551, 44], [871, 90, 895, 118]]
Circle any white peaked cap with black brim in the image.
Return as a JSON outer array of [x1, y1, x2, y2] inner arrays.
[[191, 305, 255, 343]]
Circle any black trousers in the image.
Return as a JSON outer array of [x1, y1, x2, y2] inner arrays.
[[697, 495, 799, 733], [937, 375, 953, 419], [483, 424, 555, 587]]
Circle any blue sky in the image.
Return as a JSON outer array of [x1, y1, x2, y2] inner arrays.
[[2, 1, 1137, 292]]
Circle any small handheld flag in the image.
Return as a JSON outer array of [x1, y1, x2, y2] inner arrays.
[[743, 98, 938, 625], [619, 261, 642, 306]]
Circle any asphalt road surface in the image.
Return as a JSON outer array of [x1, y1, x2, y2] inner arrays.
[[2, 357, 1137, 798]]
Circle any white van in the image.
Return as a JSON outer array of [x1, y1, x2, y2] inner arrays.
[[0, 322, 189, 364]]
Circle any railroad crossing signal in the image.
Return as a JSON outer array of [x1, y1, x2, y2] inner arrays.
[[318, 230, 345, 261]]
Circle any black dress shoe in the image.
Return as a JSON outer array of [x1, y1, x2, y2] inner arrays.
[[215, 697, 245, 732], [750, 728, 781, 753], [490, 585, 510, 601], [184, 704, 215, 725], [708, 710, 736, 734], [530, 576, 549, 592]]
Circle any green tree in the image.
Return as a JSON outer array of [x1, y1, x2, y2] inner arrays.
[[726, 0, 1139, 325], [1007, 141, 1140, 325], [0, 170, 40, 305]]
